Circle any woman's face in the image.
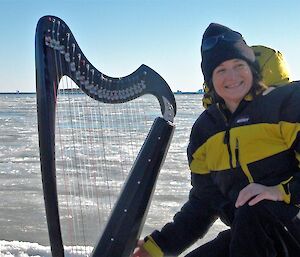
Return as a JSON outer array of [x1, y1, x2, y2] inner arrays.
[[212, 59, 253, 112]]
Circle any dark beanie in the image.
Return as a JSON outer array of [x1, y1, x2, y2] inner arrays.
[[201, 23, 256, 83]]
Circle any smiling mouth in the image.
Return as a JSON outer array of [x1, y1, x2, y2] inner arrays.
[[225, 81, 243, 89]]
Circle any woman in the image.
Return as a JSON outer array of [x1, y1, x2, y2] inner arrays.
[[133, 23, 300, 257]]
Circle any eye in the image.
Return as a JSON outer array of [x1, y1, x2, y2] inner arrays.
[[234, 61, 247, 69], [233, 63, 245, 71], [215, 67, 226, 74]]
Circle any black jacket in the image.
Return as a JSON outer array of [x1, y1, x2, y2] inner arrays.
[[150, 83, 300, 256], [188, 83, 300, 204]]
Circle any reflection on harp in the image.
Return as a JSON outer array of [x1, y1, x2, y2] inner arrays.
[[35, 16, 176, 257]]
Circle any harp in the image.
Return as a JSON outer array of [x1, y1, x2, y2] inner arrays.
[[35, 16, 176, 257]]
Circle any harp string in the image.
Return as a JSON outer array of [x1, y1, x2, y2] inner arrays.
[[51, 21, 78, 248], [59, 77, 79, 250], [54, 33, 90, 254], [55, 60, 78, 252], [63, 44, 81, 252], [56, 81, 92, 256], [53, 45, 159, 255]]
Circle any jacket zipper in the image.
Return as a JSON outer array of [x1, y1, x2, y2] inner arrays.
[[223, 127, 234, 169], [218, 105, 239, 169], [218, 104, 254, 182], [218, 104, 235, 170], [235, 138, 240, 167], [235, 137, 254, 182]]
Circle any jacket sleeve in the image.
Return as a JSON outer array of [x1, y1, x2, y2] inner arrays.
[[149, 173, 231, 256]]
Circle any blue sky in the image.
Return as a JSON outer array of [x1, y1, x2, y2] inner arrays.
[[1, 0, 300, 92]]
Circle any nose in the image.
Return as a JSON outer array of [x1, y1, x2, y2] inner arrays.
[[225, 68, 238, 81]]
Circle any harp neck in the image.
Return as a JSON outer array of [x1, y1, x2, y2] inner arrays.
[[35, 15, 176, 122]]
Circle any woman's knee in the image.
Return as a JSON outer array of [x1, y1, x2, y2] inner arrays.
[[232, 202, 275, 231], [234, 204, 257, 223]]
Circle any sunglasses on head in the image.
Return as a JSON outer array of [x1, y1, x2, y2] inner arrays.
[[202, 31, 244, 52]]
